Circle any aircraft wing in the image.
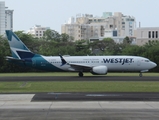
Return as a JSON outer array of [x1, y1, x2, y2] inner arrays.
[[59, 55, 93, 71], [68, 63, 93, 71]]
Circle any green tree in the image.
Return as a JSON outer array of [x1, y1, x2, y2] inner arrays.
[[43, 29, 61, 42], [60, 33, 74, 42], [121, 45, 143, 56], [123, 36, 132, 45], [90, 38, 121, 55]]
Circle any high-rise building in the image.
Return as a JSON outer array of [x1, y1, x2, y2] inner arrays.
[[0, 1, 13, 35], [5, 7, 14, 31], [0, 1, 5, 35], [61, 12, 136, 41]]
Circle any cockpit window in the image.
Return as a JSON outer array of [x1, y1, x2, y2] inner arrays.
[[145, 60, 150, 62]]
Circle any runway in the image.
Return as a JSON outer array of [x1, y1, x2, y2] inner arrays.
[[0, 76, 159, 81], [0, 94, 159, 120], [0, 76, 159, 119]]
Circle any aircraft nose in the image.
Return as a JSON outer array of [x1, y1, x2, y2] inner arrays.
[[151, 62, 157, 68]]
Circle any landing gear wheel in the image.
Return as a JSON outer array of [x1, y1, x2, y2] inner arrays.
[[78, 72, 83, 77], [139, 73, 142, 77]]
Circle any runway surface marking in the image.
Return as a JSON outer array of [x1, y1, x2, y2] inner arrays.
[[1, 93, 159, 102], [32, 92, 159, 101]]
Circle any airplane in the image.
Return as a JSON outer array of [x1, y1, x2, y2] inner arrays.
[[5, 30, 157, 77]]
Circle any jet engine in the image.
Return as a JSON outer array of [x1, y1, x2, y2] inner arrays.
[[91, 66, 108, 75]]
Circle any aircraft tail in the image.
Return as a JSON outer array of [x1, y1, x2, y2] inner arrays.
[[5, 30, 35, 59]]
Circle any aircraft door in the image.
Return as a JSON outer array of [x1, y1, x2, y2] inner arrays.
[[137, 59, 141, 66]]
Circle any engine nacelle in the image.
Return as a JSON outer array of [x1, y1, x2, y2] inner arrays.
[[91, 66, 108, 75]]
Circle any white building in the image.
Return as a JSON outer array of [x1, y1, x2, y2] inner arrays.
[[90, 30, 125, 44], [61, 12, 136, 42], [134, 27, 159, 46], [0, 1, 13, 35], [5, 7, 14, 31], [28, 25, 50, 38], [0, 1, 5, 35], [120, 15, 136, 37]]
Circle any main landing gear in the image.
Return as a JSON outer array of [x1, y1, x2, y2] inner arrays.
[[78, 72, 83, 77], [139, 72, 142, 77]]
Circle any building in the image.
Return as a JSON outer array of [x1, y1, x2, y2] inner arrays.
[[61, 12, 136, 42], [28, 25, 50, 38], [5, 7, 14, 31], [0, 1, 13, 35], [90, 30, 125, 44], [134, 27, 159, 46], [0, 1, 5, 35]]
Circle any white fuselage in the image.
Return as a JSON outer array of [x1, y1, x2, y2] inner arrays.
[[41, 55, 157, 72]]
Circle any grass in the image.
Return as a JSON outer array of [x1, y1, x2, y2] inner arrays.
[[0, 72, 158, 93], [0, 81, 159, 93]]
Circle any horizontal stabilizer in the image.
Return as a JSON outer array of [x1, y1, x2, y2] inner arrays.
[[6, 56, 24, 62]]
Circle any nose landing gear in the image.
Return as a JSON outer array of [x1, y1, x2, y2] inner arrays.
[[139, 72, 142, 77]]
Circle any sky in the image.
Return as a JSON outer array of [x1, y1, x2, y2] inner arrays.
[[3, 0, 159, 33]]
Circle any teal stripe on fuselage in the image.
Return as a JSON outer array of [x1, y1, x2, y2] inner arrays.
[[27, 54, 64, 72], [11, 54, 64, 72]]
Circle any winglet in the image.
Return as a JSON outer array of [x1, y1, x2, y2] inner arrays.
[[59, 54, 67, 66]]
